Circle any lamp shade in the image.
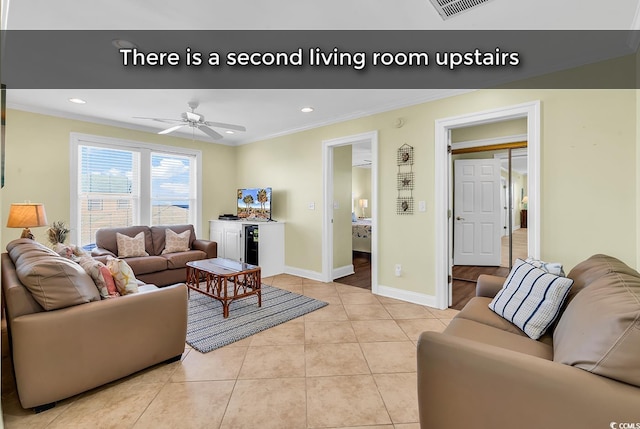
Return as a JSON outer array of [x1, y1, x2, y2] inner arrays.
[[6, 203, 49, 228], [359, 199, 368, 208]]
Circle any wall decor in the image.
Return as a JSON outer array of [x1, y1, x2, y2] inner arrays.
[[397, 143, 414, 215]]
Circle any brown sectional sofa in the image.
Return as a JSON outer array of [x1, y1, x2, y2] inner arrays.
[[417, 254, 640, 429], [92, 224, 216, 287], [1, 238, 188, 411]]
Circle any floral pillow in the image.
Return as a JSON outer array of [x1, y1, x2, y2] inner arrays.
[[161, 229, 191, 254], [77, 256, 120, 298], [116, 231, 149, 258], [106, 256, 139, 295]]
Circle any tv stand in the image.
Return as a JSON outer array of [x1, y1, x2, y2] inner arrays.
[[209, 220, 285, 278]]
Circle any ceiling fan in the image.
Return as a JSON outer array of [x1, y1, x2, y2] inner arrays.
[[134, 101, 246, 140]]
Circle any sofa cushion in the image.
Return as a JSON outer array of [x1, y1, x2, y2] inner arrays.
[[489, 259, 573, 340], [117, 255, 168, 275], [6, 239, 100, 310], [444, 318, 554, 360], [163, 250, 207, 269], [565, 254, 639, 307], [457, 297, 530, 337], [161, 229, 191, 255], [95, 226, 153, 256], [554, 266, 640, 387], [151, 225, 196, 256], [116, 231, 149, 258]]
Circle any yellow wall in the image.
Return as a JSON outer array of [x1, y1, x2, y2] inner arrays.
[[3, 89, 638, 300], [332, 145, 352, 269], [2, 109, 237, 244], [237, 89, 637, 296], [452, 118, 527, 143]]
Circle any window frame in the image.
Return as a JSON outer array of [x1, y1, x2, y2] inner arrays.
[[70, 133, 202, 246]]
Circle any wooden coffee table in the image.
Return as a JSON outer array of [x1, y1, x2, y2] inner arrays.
[[186, 258, 261, 318]]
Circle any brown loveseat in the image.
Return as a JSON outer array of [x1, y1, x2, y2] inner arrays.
[[92, 224, 216, 287], [417, 254, 640, 429], [1, 238, 188, 411]]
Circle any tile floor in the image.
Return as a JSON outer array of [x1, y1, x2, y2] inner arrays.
[[1, 274, 459, 429]]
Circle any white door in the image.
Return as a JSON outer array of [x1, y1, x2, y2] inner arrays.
[[453, 159, 501, 266]]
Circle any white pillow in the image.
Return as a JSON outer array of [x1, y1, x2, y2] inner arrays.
[[489, 259, 574, 339], [525, 257, 565, 277], [161, 229, 191, 254], [116, 231, 149, 258]]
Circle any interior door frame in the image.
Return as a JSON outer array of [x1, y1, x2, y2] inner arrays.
[[434, 101, 541, 309], [322, 130, 378, 292]]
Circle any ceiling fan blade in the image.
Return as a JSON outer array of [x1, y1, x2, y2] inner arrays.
[[158, 124, 185, 135], [204, 121, 246, 132], [198, 125, 224, 140], [133, 116, 183, 124]]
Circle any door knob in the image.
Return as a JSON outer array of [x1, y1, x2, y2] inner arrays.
[[456, 216, 464, 220]]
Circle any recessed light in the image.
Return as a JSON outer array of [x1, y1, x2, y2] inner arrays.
[[68, 98, 87, 104], [225, 130, 235, 134], [301, 107, 314, 113], [112, 39, 138, 50]]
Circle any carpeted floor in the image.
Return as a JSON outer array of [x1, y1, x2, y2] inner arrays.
[[187, 284, 328, 353]]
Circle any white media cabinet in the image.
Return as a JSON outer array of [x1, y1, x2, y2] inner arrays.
[[209, 219, 285, 278]]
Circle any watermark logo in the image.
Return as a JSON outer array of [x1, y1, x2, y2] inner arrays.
[[610, 422, 640, 429]]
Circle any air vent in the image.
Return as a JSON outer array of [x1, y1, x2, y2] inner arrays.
[[429, 0, 494, 20]]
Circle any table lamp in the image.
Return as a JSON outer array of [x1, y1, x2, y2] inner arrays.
[[6, 203, 49, 239], [521, 196, 528, 210], [359, 199, 368, 218]]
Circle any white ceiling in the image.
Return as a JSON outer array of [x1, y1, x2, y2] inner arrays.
[[3, 1, 640, 146]]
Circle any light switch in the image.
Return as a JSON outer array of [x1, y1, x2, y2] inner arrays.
[[419, 201, 427, 212], [333, 201, 339, 209], [308, 202, 315, 210]]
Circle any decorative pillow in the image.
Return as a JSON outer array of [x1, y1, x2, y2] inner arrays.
[[77, 256, 120, 298], [106, 257, 139, 295], [116, 232, 149, 258], [489, 259, 574, 339], [525, 257, 565, 276], [161, 229, 191, 255]]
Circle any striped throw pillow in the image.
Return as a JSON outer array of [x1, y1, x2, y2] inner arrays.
[[489, 259, 574, 339]]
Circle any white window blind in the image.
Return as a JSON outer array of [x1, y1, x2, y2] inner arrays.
[[71, 134, 201, 248], [78, 145, 140, 248]]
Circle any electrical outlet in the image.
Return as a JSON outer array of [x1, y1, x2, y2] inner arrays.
[[394, 264, 402, 277], [419, 201, 426, 212], [308, 202, 315, 210]]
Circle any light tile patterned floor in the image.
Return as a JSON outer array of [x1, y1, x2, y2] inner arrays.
[[1, 274, 457, 429]]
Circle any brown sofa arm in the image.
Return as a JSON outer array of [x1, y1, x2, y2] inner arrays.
[[192, 239, 217, 259], [417, 331, 640, 429], [10, 283, 187, 409], [476, 274, 506, 298], [91, 247, 116, 258]]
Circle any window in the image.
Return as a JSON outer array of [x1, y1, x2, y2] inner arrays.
[[71, 134, 201, 248]]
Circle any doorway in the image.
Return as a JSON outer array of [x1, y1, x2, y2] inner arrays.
[[434, 101, 541, 310], [322, 131, 378, 293], [450, 144, 528, 309]]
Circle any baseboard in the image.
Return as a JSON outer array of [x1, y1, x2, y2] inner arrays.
[[375, 284, 441, 309], [332, 264, 354, 280], [284, 266, 324, 282]]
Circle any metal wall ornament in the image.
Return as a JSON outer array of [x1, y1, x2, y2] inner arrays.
[[397, 143, 414, 215]]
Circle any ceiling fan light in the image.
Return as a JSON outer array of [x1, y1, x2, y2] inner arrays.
[[68, 98, 86, 104], [225, 130, 235, 134], [301, 107, 314, 113]]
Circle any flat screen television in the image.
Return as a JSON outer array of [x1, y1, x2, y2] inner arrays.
[[237, 187, 272, 221]]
